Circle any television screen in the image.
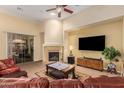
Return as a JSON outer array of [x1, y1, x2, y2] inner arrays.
[[79, 35, 105, 51]]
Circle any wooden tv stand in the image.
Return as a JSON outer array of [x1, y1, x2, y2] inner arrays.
[[77, 57, 103, 71]]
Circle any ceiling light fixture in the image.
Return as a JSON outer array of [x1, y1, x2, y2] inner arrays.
[[46, 5, 73, 18], [12, 39, 25, 44], [50, 12, 56, 16]]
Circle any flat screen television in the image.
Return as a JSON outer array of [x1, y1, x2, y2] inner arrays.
[[79, 35, 105, 51]]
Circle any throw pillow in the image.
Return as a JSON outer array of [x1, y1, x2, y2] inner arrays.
[[0, 61, 7, 71], [4, 58, 15, 68]]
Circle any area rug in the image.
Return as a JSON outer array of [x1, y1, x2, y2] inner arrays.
[[35, 67, 90, 81], [35, 69, 54, 81]]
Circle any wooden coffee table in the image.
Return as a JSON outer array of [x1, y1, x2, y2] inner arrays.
[[46, 62, 75, 79]]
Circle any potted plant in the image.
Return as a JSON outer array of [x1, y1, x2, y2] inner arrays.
[[102, 47, 121, 73]]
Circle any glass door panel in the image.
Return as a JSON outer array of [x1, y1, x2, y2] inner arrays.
[[7, 33, 34, 64]]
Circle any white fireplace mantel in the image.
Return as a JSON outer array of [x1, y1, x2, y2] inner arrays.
[[43, 43, 63, 47]]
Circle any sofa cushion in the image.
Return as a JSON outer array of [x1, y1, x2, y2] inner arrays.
[[1, 71, 27, 78], [0, 61, 7, 71], [0, 66, 20, 76], [2, 58, 15, 68], [49, 79, 83, 88], [83, 76, 124, 88], [0, 77, 49, 88]]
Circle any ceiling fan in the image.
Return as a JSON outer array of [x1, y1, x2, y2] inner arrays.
[[46, 5, 73, 17]]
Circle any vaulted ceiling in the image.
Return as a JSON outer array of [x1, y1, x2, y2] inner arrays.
[[0, 5, 91, 22]]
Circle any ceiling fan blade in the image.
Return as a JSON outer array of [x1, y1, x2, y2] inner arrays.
[[46, 8, 56, 12], [64, 8, 73, 14], [58, 12, 61, 17]]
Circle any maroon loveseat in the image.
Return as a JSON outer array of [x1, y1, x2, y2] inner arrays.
[[0, 77, 49, 88], [1, 76, 124, 88], [0, 58, 20, 77], [83, 76, 124, 88], [49, 76, 124, 88], [49, 79, 83, 88], [0, 77, 82, 88]]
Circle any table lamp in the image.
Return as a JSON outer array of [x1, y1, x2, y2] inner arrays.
[[69, 45, 74, 56]]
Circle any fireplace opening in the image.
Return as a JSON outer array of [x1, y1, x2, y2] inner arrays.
[[49, 52, 59, 61]]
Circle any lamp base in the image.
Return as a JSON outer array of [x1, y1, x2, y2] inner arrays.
[[69, 50, 73, 56]]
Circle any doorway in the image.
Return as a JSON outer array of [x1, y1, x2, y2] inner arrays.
[[7, 32, 34, 64]]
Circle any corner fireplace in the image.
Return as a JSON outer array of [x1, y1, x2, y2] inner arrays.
[[48, 52, 59, 61]]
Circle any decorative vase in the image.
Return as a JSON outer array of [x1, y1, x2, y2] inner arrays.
[[107, 61, 117, 74]]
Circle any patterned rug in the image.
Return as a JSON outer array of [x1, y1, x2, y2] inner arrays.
[[35, 67, 90, 81]]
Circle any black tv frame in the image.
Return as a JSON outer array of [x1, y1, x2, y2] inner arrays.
[[78, 35, 105, 51]]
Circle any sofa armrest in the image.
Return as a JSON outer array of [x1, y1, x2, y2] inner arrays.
[[0, 77, 49, 88], [0, 66, 20, 76]]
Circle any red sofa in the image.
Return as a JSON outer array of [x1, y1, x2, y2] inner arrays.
[[0, 77, 49, 88], [1, 76, 124, 88], [49, 79, 83, 88], [0, 58, 124, 88], [83, 76, 124, 88], [0, 58, 20, 77], [0, 78, 82, 88]]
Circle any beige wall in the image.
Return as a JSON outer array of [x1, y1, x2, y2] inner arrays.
[[0, 12, 42, 61], [68, 20, 123, 71], [40, 32, 44, 60]]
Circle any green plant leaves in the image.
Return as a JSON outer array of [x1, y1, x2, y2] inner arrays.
[[102, 46, 121, 61]]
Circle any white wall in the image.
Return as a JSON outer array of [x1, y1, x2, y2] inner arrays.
[[63, 31, 69, 62], [44, 19, 63, 45]]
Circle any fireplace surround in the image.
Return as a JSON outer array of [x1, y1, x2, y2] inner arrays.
[[43, 45, 64, 63], [48, 52, 59, 61]]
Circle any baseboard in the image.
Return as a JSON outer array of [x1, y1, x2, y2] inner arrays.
[[34, 60, 42, 62]]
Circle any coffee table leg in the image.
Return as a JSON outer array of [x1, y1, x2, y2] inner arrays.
[[46, 65, 48, 74], [72, 68, 75, 79], [64, 73, 68, 78]]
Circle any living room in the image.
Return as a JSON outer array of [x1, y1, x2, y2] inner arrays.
[[0, 5, 124, 88]]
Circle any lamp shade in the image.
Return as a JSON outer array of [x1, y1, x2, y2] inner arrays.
[[69, 45, 74, 50]]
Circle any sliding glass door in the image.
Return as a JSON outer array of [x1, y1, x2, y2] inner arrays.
[[7, 32, 34, 64]]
